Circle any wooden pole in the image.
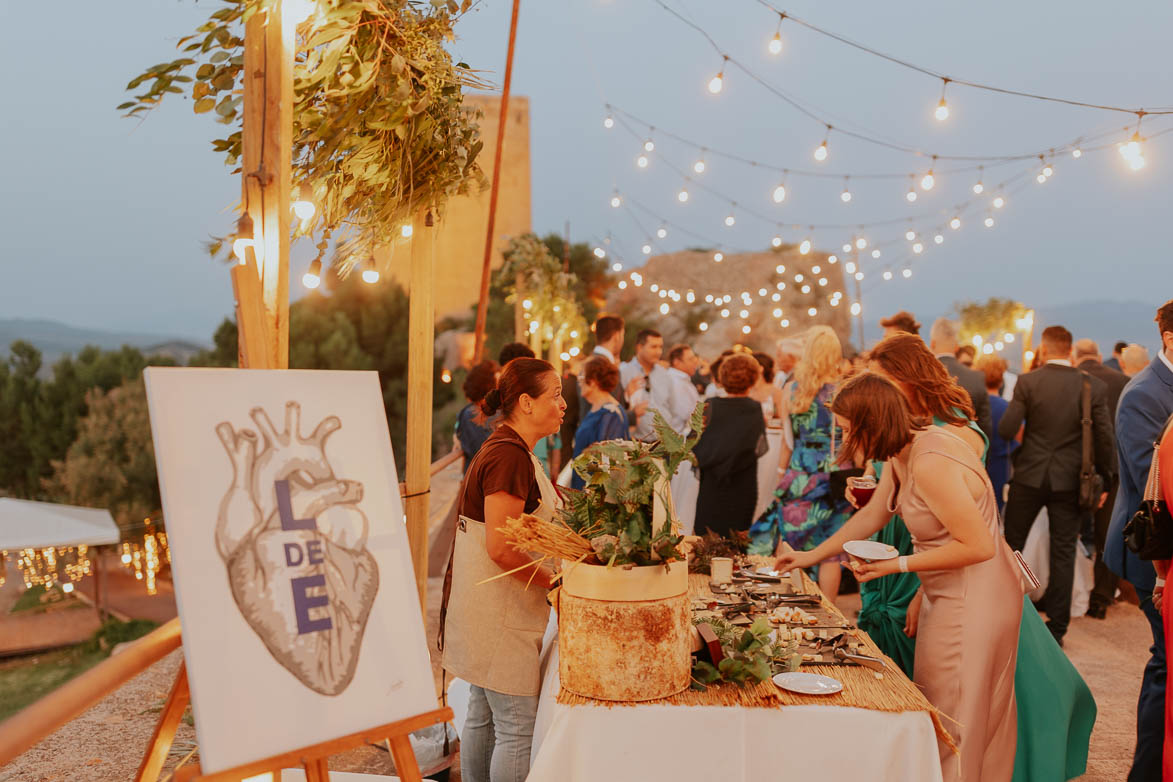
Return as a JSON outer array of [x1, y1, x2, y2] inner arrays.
[[405, 209, 436, 612], [471, 0, 523, 363], [239, 0, 294, 369], [852, 247, 865, 351]]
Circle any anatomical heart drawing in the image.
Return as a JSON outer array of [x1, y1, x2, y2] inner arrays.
[[216, 401, 379, 696]]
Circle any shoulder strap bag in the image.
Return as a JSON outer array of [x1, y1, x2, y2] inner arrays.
[[1078, 375, 1105, 511], [1122, 415, 1173, 559]]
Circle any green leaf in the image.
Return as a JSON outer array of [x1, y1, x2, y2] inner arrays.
[[210, 51, 229, 63], [193, 97, 216, 114]]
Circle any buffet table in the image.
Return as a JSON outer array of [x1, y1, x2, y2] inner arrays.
[[527, 573, 948, 782]]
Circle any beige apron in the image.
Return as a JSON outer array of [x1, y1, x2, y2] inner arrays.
[[441, 452, 560, 696]]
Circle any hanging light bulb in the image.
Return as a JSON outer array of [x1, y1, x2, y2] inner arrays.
[[854, 271, 864, 281], [993, 195, 1005, 209], [840, 177, 852, 202], [799, 238, 812, 255], [302, 258, 322, 289], [984, 216, 995, 228], [724, 212, 736, 227], [686, 290, 696, 303], [232, 213, 256, 264], [708, 57, 728, 94], [871, 249, 881, 259], [768, 15, 785, 55], [828, 255, 838, 264], [401, 223, 413, 238], [610, 193, 622, 208], [677, 187, 689, 203], [775, 264, 786, 274], [1043, 162, 1054, 178], [660, 302, 670, 315], [713, 252, 724, 262], [912, 242, 924, 254], [972, 166, 985, 194], [291, 184, 315, 220], [361, 258, 380, 284], [637, 154, 649, 169], [851, 302, 862, 316], [699, 322, 709, 332], [934, 78, 951, 121], [807, 307, 818, 317], [603, 113, 614, 129], [771, 235, 783, 248], [934, 233, 944, 244], [950, 216, 961, 230], [772, 183, 787, 203], [720, 308, 730, 318], [694, 157, 706, 174], [906, 229, 916, 241], [902, 268, 913, 278], [618, 280, 627, 290], [1072, 146, 1082, 159], [842, 242, 853, 253], [1036, 171, 1047, 184], [611, 262, 623, 272], [642, 243, 652, 255], [657, 226, 668, 239], [855, 236, 867, 250], [643, 138, 655, 152], [813, 132, 829, 162], [921, 169, 935, 191], [593, 247, 606, 258], [906, 175, 918, 202], [883, 270, 893, 281]]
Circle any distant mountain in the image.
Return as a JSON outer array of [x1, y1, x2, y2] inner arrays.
[[0, 318, 207, 365]]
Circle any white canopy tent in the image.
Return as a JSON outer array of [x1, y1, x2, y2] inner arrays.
[[0, 498, 120, 551]]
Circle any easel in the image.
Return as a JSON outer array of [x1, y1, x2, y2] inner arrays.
[[135, 3, 446, 779]]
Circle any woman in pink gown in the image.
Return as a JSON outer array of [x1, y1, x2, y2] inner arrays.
[[782, 372, 1025, 782]]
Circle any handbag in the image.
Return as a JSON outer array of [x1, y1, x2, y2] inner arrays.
[[1077, 376, 1105, 511], [826, 410, 864, 503], [1122, 429, 1173, 560]]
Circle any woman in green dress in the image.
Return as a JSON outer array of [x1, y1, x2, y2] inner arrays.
[[792, 333, 1096, 781]]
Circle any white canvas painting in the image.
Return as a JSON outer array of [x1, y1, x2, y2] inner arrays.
[[144, 368, 436, 773]]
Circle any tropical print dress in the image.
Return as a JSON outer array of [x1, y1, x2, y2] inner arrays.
[[748, 383, 852, 556]]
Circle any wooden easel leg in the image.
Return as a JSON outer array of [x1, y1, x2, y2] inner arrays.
[[387, 734, 423, 782], [303, 756, 330, 781], [135, 661, 190, 782]]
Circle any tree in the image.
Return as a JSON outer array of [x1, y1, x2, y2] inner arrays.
[[956, 297, 1029, 348], [45, 379, 159, 530]]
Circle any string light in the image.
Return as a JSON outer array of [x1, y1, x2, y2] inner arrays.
[[906, 229, 917, 241], [871, 249, 881, 258], [693, 155, 707, 174], [840, 177, 852, 202], [855, 236, 868, 250], [637, 154, 650, 169], [934, 79, 951, 121], [231, 213, 256, 264], [813, 126, 830, 162], [984, 215, 995, 228], [291, 185, 315, 220], [302, 258, 322, 289], [807, 307, 818, 316], [883, 270, 893, 280], [612, 262, 623, 272], [768, 13, 785, 55], [677, 187, 690, 203], [775, 264, 786, 273], [713, 252, 724, 262], [660, 302, 670, 315], [708, 56, 728, 94], [657, 226, 668, 239], [772, 182, 787, 203], [920, 165, 936, 191], [972, 166, 985, 194], [362, 258, 380, 284], [742, 325, 752, 334], [993, 195, 1005, 209], [772, 235, 783, 247], [912, 242, 924, 254], [401, 223, 413, 238], [643, 138, 656, 152], [851, 302, 862, 316], [724, 212, 737, 227], [905, 175, 918, 202], [842, 242, 853, 253], [950, 216, 961, 230], [828, 255, 838, 264], [610, 193, 622, 208], [618, 280, 628, 289], [604, 114, 615, 129], [593, 247, 606, 258], [642, 243, 652, 254], [799, 237, 812, 254], [934, 233, 944, 244], [699, 322, 709, 332], [902, 268, 913, 278], [1072, 146, 1082, 158]]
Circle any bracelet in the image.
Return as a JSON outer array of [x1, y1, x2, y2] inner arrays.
[[898, 556, 910, 573], [1156, 577, 1166, 589]]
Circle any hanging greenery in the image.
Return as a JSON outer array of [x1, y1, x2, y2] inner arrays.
[[501, 234, 590, 357], [119, 0, 487, 270]]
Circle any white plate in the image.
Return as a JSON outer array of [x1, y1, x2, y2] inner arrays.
[[772, 672, 843, 695], [843, 539, 899, 562]]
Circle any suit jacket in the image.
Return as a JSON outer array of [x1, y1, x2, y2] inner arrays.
[[1077, 358, 1129, 419], [1105, 355, 1173, 591], [939, 354, 994, 440], [1104, 357, 1122, 372], [997, 363, 1117, 491]]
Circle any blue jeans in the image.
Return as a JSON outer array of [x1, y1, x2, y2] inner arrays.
[[462, 684, 539, 782], [1129, 591, 1165, 782]]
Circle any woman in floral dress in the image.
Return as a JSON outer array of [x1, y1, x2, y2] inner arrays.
[[749, 326, 853, 600]]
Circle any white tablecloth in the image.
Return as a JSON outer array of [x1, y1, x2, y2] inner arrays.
[[527, 642, 944, 782]]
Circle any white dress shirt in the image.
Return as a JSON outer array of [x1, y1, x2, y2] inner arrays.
[[1160, 349, 1173, 375], [656, 367, 702, 435], [593, 345, 617, 364], [621, 358, 670, 440]]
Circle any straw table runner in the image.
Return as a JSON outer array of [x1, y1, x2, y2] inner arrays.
[[557, 571, 956, 750]]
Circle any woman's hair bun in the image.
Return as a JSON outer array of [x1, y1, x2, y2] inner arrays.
[[480, 387, 503, 416]]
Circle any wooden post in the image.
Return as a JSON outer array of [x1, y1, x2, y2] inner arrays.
[[471, 0, 523, 363], [852, 247, 865, 351], [239, 0, 294, 369], [405, 209, 436, 612]]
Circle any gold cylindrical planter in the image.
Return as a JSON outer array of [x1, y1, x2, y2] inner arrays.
[[558, 559, 691, 702]]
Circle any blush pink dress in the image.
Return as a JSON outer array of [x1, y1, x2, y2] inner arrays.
[[890, 427, 1026, 782]]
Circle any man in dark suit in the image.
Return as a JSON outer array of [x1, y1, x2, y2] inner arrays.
[[929, 318, 993, 439], [1073, 338, 1131, 619], [1000, 325, 1117, 645], [1105, 340, 1128, 372], [1104, 300, 1173, 781]]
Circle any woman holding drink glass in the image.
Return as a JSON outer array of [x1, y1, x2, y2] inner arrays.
[[778, 371, 1025, 782]]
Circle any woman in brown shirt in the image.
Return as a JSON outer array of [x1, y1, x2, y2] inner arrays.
[[442, 357, 565, 782]]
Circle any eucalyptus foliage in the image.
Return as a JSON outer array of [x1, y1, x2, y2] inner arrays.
[[500, 234, 589, 356], [561, 404, 705, 567], [691, 616, 798, 690], [120, 0, 487, 270]]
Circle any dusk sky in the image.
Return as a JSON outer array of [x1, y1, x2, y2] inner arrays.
[[3, 1, 1171, 343]]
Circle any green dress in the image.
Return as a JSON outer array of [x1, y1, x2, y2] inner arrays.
[[857, 418, 1096, 781]]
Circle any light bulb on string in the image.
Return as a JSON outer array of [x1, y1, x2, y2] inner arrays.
[[811, 125, 830, 161], [302, 258, 322, 290], [610, 193, 622, 208], [906, 175, 918, 202], [883, 270, 893, 281], [854, 271, 864, 281], [1072, 145, 1082, 159], [603, 113, 614, 129], [231, 213, 257, 264], [934, 79, 951, 121], [840, 177, 852, 203], [912, 242, 924, 254], [291, 184, 315, 220], [677, 187, 689, 203], [724, 212, 736, 227], [708, 56, 728, 94], [656, 226, 668, 239], [993, 195, 1005, 209], [972, 166, 985, 194], [902, 268, 913, 279], [855, 236, 867, 250], [713, 252, 724, 262], [643, 138, 655, 152], [921, 160, 936, 191], [934, 233, 944, 244], [642, 243, 652, 255], [637, 154, 649, 169], [693, 153, 706, 174], [772, 235, 783, 248], [593, 247, 606, 258], [871, 249, 881, 259], [984, 215, 995, 228], [851, 302, 862, 316], [772, 182, 787, 203], [361, 257, 380, 284], [828, 255, 838, 264], [799, 237, 812, 255], [842, 242, 853, 253], [950, 216, 961, 230], [768, 14, 785, 55], [906, 229, 916, 241]]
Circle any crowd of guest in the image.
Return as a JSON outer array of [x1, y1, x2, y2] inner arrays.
[[443, 297, 1173, 782]]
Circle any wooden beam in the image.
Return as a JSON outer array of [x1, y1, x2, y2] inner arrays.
[[239, 1, 293, 369], [135, 661, 190, 782], [404, 209, 436, 612], [471, 0, 523, 363]]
